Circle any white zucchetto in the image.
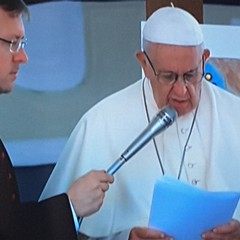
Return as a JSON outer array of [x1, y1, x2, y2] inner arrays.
[[143, 6, 203, 46]]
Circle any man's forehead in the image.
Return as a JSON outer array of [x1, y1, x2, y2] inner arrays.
[[0, 10, 25, 38]]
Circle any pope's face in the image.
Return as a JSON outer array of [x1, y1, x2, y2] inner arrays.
[[0, 8, 28, 94], [138, 43, 210, 117]]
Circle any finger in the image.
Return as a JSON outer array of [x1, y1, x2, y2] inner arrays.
[[213, 220, 240, 234], [100, 182, 110, 192], [131, 227, 167, 239], [98, 170, 114, 183]]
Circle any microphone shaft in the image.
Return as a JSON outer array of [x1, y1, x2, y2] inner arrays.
[[107, 106, 177, 175], [107, 156, 126, 175], [121, 113, 168, 161]]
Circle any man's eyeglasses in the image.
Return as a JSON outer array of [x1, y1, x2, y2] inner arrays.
[[144, 51, 204, 86], [0, 37, 27, 53]]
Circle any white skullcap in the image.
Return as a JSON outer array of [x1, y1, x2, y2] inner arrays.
[[143, 6, 203, 46]]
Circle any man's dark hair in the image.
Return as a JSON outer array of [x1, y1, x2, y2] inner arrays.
[[0, 0, 29, 18]]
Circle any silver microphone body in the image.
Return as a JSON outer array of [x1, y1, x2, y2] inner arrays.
[[107, 106, 177, 175]]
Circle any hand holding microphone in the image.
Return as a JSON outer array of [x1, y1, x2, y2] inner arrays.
[[107, 106, 177, 175]]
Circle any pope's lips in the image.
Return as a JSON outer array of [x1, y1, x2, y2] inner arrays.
[[170, 99, 190, 113], [171, 98, 188, 106]]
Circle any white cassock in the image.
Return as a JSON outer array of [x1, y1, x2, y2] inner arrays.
[[40, 78, 240, 238]]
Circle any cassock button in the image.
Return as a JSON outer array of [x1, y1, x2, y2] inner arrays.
[[186, 145, 192, 151], [8, 173, 12, 180], [191, 179, 200, 185], [11, 193, 16, 202], [188, 162, 194, 168], [0, 151, 5, 160], [181, 128, 188, 134]]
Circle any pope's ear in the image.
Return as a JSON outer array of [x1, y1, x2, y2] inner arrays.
[[203, 49, 210, 62], [136, 51, 148, 78], [136, 51, 148, 76], [136, 51, 146, 66]]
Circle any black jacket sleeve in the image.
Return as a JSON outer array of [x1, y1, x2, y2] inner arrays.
[[5, 194, 78, 240], [0, 140, 78, 240]]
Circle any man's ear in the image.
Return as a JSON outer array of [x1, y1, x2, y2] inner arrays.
[[136, 51, 148, 77], [203, 49, 210, 62]]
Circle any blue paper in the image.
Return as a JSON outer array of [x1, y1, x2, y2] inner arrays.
[[148, 176, 240, 240]]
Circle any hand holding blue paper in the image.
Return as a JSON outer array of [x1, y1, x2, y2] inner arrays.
[[148, 176, 240, 240]]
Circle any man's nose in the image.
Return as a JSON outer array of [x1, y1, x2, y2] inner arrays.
[[13, 48, 28, 64]]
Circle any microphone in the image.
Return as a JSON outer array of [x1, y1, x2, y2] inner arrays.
[[107, 106, 177, 175]]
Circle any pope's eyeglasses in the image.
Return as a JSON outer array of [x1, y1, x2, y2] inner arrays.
[[144, 51, 203, 86], [0, 37, 27, 53]]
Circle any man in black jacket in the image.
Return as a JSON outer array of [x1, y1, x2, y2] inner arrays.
[[0, 1, 114, 239]]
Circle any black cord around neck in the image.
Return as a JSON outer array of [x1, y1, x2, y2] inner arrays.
[[141, 77, 199, 179]]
